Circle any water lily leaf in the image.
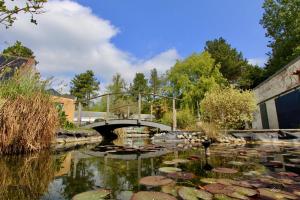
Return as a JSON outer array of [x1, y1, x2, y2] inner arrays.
[[243, 171, 261, 176], [277, 172, 298, 177], [72, 189, 111, 200], [131, 191, 177, 200], [159, 167, 182, 173], [163, 161, 177, 165], [172, 158, 190, 164], [139, 176, 174, 186], [204, 184, 250, 200], [167, 172, 196, 180], [161, 184, 180, 197], [258, 188, 298, 200], [214, 194, 236, 200], [178, 186, 213, 200], [227, 186, 257, 196], [212, 168, 238, 174], [117, 191, 133, 200], [228, 161, 244, 166], [200, 178, 218, 184], [289, 159, 300, 164]]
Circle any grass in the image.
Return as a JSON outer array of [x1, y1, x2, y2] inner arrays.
[[0, 68, 59, 154]]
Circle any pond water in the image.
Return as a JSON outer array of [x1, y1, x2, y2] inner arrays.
[[0, 138, 299, 200]]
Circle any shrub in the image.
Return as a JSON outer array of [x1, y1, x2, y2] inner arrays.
[[200, 86, 257, 130], [0, 69, 59, 154], [161, 108, 196, 129], [198, 122, 220, 140]]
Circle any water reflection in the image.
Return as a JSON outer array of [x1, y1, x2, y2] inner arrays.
[[0, 152, 57, 200]]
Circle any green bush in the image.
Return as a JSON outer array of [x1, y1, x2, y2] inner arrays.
[[161, 108, 196, 129]]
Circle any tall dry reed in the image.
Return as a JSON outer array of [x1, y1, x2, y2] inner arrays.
[[0, 68, 59, 154]]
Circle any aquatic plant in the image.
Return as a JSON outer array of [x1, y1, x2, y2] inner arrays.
[[0, 69, 59, 154]]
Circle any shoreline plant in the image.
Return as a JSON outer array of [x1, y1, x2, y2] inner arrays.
[[0, 68, 59, 154]]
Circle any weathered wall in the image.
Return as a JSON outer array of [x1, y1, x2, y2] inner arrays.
[[52, 96, 75, 122], [253, 57, 300, 129]]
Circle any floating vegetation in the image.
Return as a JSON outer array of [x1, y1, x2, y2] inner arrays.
[[178, 186, 213, 200], [72, 189, 111, 200], [139, 176, 174, 187], [166, 172, 196, 180], [212, 167, 239, 174], [159, 167, 182, 173], [131, 191, 177, 200]]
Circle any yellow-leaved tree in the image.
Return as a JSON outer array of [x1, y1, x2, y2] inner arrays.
[[200, 86, 257, 130]]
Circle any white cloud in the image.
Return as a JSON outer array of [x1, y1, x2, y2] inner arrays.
[[0, 0, 180, 92], [248, 57, 267, 67]]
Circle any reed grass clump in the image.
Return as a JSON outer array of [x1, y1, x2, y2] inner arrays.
[[0, 69, 59, 154]]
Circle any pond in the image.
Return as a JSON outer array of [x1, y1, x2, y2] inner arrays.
[[0, 138, 299, 200]]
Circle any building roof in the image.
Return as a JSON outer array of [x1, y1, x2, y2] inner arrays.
[[0, 54, 36, 80]]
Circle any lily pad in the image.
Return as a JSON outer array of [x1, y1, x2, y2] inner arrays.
[[226, 186, 257, 196], [228, 161, 244, 166], [167, 172, 196, 180], [139, 176, 174, 186], [258, 188, 298, 200], [204, 184, 250, 200], [277, 172, 298, 177], [72, 189, 111, 200], [131, 191, 177, 200], [289, 159, 300, 164], [200, 178, 217, 184], [163, 161, 177, 165], [178, 186, 213, 200], [161, 184, 180, 197], [212, 168, 238, 174], [214, 194, 236, 200], [117, 191, 133, 200], [159, 167, 182, 173], [172, 158, 190, 164]]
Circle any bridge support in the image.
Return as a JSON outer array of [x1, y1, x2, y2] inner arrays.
[[78, 101, 82, 126], [138, 93, 141, 122], [106, 94, 110, 121], [172, 97, 177, 131]]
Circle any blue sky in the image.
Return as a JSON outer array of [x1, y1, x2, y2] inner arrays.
[[75, 0, 269, 62], [0, 0, 269, 91]]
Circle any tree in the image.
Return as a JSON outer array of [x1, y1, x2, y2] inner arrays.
[[149, 68, 161, 96], [0, 0, 47, 28], [2, 41, 34, 58], [204, 37, 248, 83], [130, 72, 149, 95], [260, 0, 300, 77], [70, 70, 100, 105], [200, 86, 257, 130], [167, 51, 225, 112], [239, 64, 266, 89]]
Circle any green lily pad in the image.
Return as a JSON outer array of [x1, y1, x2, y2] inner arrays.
[[289, 159, 300, 164], [258, 188, 298, 200], [228, 161, 244, 166], [204, 184, 250, 200], [214, 194, 236, 200], [200, 178, 218, 184], [159, 167, 182, 173], [161, 184, 180, 197], [131, 191, 177, 200], [227, 186, 257, 196], [172, 158, 190, 164], [178, 186, 213, 200], [72, 189, 111, 200], [163, 161, 177, 165], [212, 168, 238, 174], [139, 176, 174, 186]]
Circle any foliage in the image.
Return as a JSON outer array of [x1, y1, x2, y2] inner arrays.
[[55, 103, 75, 129], [0, 69, 58, 154], [0, 0, 47, 28], [161, 108, 196, 129], [130, 72, 149, 97], [198, 122, 220, 140], [70, 70, 100, 106], [200, 86, 257, 129], [167, 51, 226, 112], [205, 37, 248, 83], [2, 41, 34, 58], [260, 0, 300, 77], [149, 68, 161, 96], [239, 64, 266, 89]]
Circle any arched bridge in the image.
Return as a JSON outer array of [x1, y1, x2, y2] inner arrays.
[[77, 92, 179, 138], [83, 119, 172, 137]]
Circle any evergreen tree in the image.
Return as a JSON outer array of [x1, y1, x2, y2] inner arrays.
[[149, 68, 161, 96], [70, 70, 100, 105], [2, 41, 34, 58]]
